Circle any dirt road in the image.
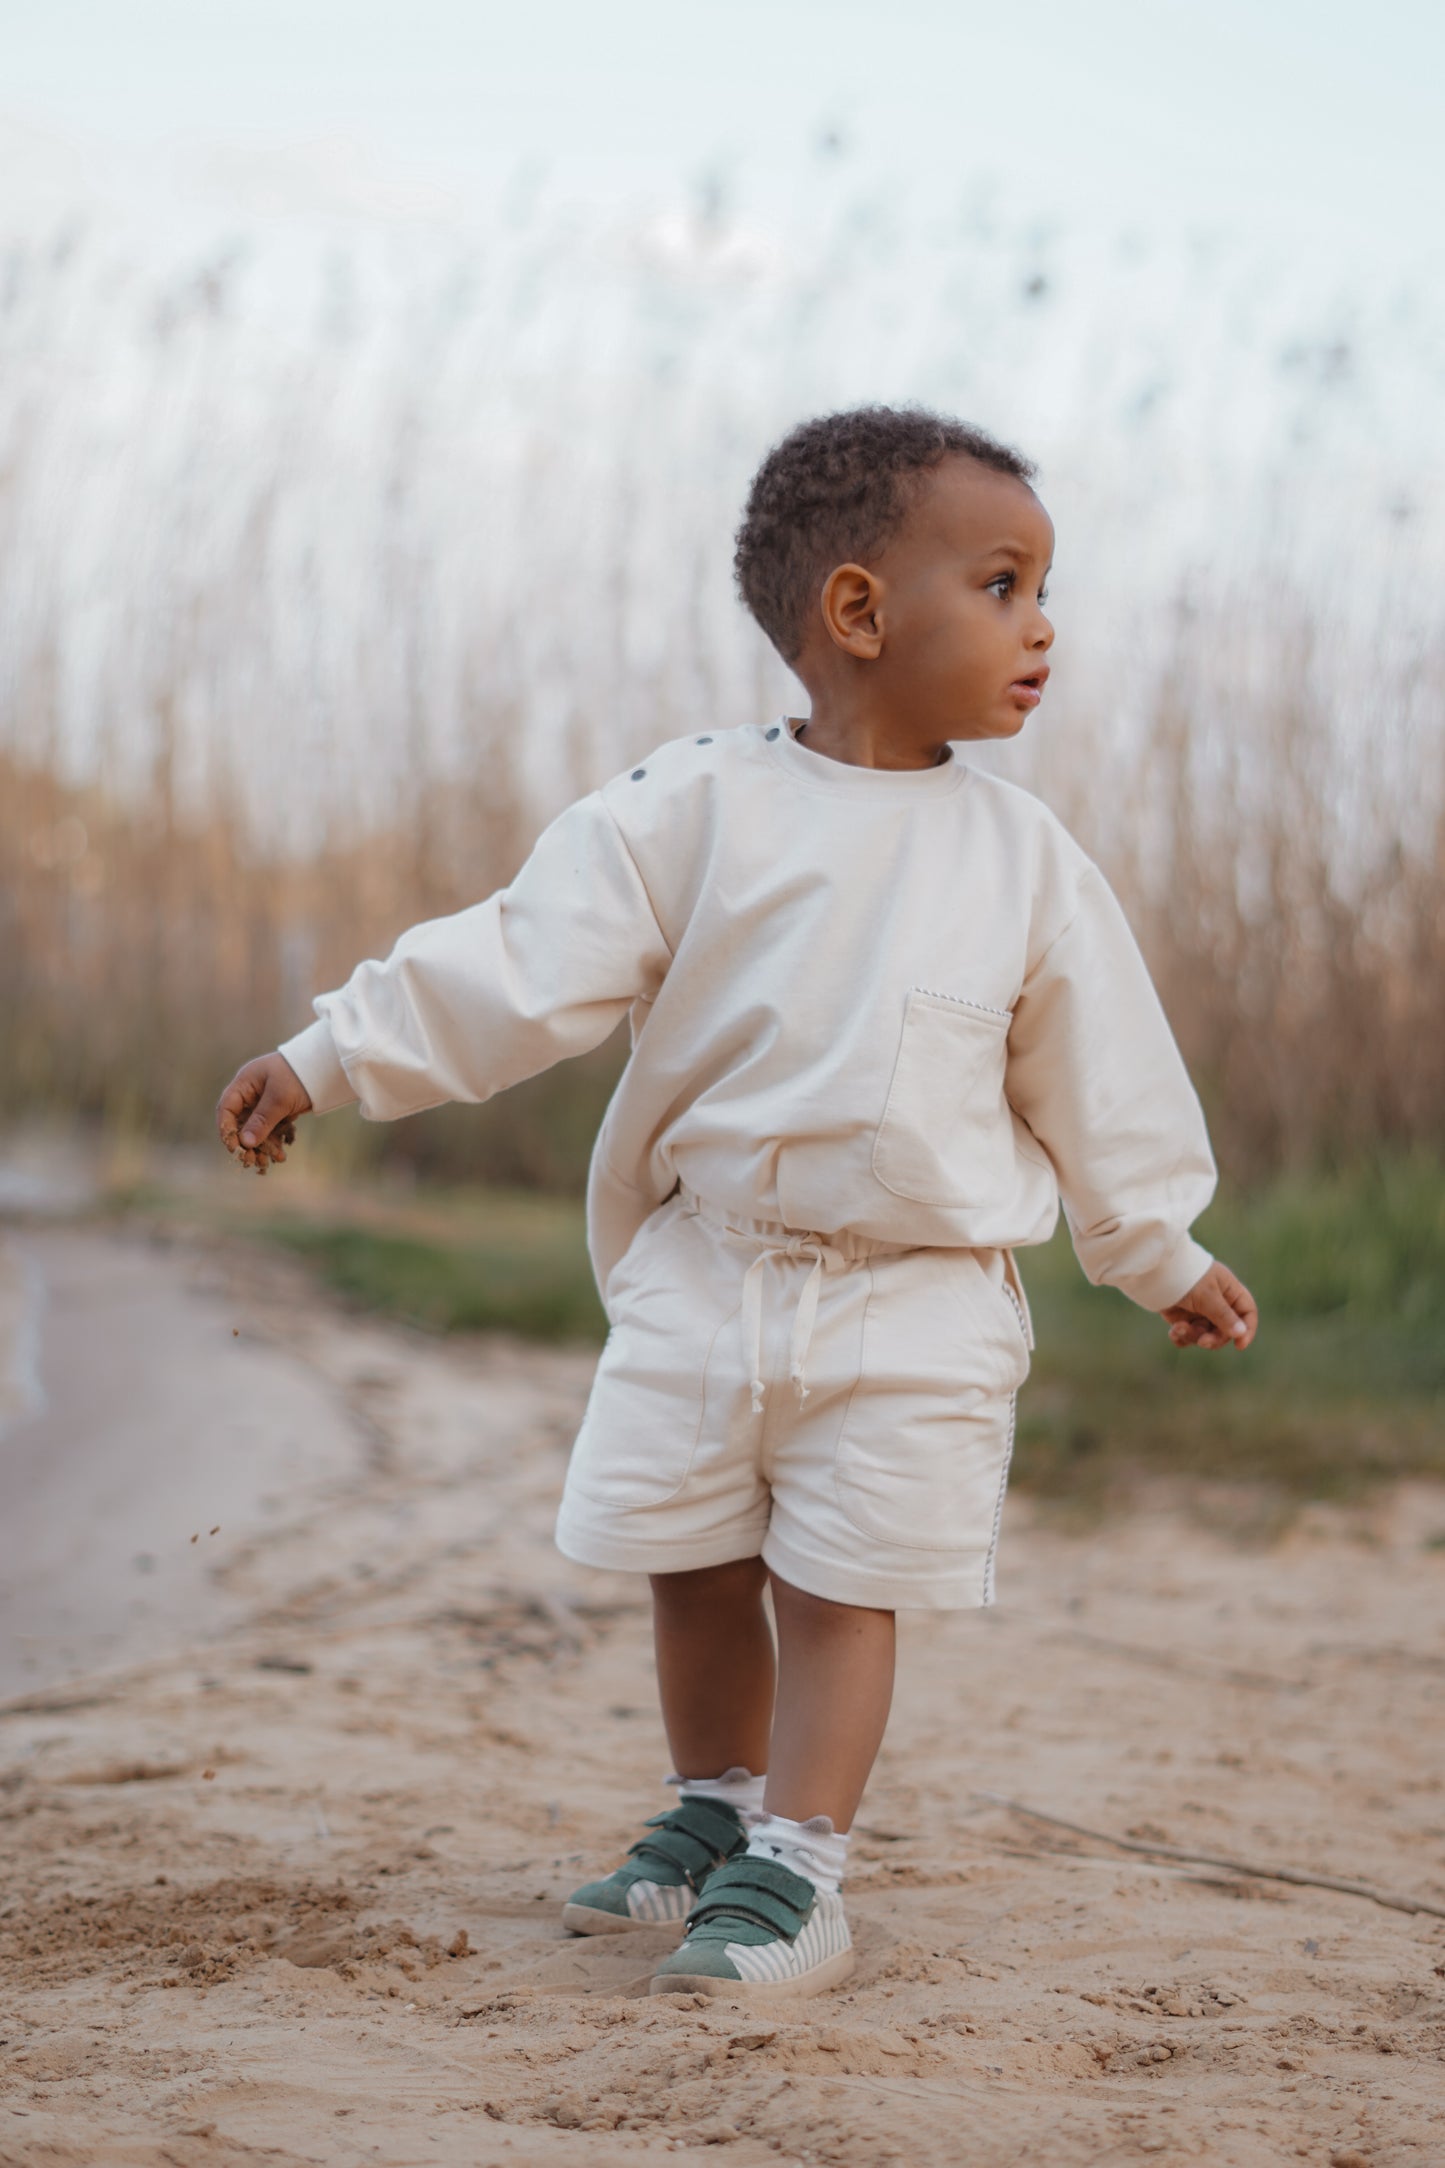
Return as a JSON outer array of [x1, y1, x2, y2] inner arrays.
[[2, 1220, 1443, 2167]]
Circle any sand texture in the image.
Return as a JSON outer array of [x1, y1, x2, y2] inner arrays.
[[2, 1225, 1444, 2167]]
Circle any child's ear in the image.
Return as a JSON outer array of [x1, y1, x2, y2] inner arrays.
[[820, 563, 885, 659]]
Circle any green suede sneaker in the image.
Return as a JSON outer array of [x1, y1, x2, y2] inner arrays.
[[561, 1794, 750, 1936], [648, 1855, 855, 2000]]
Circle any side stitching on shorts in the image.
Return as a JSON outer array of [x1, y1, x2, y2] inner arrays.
[[828, 1257, 878, 1535], [980, 1390, 1016, 1605], [982, 1282, 1029, 1603], [999, 1279, 1029, 1347]]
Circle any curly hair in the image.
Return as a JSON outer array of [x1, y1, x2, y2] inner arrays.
[[733, 405, 1036, 663]]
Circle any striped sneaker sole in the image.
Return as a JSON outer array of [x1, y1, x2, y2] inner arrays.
[[649, 1946, 856, 2001], [561, 1902, 688, 1938]]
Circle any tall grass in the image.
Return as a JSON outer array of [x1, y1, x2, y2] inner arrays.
[[1, 192, 1441, 1182], [1136, 590, 1445, 1176]]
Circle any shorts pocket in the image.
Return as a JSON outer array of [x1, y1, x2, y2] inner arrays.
[[831, 1250, 1023, 1554], [951, 1251, 1033, 1394], [564, 1203, 724, 1508], [872, 990, 1015, 1210]]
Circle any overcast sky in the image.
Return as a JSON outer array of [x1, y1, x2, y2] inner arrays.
[[1, 0, 1440, 268]]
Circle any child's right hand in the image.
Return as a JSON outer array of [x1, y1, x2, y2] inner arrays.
[[215, 1054, 313, 1173], [1160, 1260, 1259, 1351]]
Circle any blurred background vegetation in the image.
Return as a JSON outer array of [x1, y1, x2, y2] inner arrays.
[[2, 163, 1441, 1513], [111, 1145, 1445, 1525]]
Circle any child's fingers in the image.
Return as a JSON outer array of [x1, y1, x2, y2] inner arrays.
[[1190, 1291, 1246, 1347], [240, 1118, 298, 1176], [239, 1074, 294, 1150], [216, 1073, 260, 1154], [1166, 1265, 1260, 1354], [1218, 1270, 1260, 1349], [1163, 1267, 1257, 1353], [218, 1060, 310, 1176]]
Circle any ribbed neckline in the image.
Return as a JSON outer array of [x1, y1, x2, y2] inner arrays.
[[761, 716, 966, 797]]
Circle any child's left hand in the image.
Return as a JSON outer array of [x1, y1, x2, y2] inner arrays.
[[1160, 1261, 1258, 1351]]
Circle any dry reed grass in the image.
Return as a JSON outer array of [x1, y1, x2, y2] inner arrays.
[[1, 742, 545, 1150], [7, 599, 1439, 1187], [1145, 612, 1445, 1176], [2, 208, 1440, 1184]]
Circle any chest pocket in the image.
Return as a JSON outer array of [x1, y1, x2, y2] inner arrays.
[[872, 989, 1017, 1210]]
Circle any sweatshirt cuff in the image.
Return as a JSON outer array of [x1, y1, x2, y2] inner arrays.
[[277, 1018, 358, 1116], [1122, 1234, 1215, 1314]]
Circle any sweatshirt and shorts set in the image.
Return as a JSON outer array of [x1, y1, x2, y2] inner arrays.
[[281, 719, 1217, 1613]]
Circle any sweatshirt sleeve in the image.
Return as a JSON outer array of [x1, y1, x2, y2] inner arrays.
[[1005, 862, 1216, 1311], [276, 792, 671, 1123]]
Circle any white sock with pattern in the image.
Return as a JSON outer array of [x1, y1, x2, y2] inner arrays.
[[668, 1766, 767, 1825], [744, 1810, 850, 1897]]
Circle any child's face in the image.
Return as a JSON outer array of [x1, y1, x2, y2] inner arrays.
[[815, 458, 1056, 743]]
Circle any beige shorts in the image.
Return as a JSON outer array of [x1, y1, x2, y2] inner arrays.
[[554, 1189, 1032, 1610]]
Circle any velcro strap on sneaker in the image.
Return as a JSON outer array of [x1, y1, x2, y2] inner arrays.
[[684, 1857, 816, 1942], [654, 1795, 749, 1857], [625, 1796, 747, 1886]]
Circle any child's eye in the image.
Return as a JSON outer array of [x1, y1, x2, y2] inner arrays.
[[1038, 585, 1049, 606], [986, 570, 1015, 599]]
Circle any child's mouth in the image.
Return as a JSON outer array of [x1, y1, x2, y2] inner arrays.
[[1008, 669, 1049, 708]]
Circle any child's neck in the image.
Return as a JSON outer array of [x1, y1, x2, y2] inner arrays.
[[791, 707, 951, 772]]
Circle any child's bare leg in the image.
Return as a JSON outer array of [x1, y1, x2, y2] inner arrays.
[[763, 1575, 895, 1831], [644, 1573, 889, 1992], [650, 1556, 775, 1777]]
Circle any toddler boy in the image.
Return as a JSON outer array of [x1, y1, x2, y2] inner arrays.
[[217, 406, 1258, 2003]]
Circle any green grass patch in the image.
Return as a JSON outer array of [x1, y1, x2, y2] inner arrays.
[[117, 1149, 1445, 1513], [266, 1215, 606, 1342], [108, 1170, 609, 1344], [1013, 1153, 1445, 1514]]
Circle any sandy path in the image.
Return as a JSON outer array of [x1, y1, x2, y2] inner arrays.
[[3, 1222, 1443, 2168], [0, 1227, 360, 1696]]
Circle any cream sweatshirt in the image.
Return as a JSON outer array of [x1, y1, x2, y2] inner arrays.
[[279, 719, 1216, 1313]]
